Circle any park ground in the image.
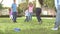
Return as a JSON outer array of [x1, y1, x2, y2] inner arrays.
[[0, 17, 60, 34]]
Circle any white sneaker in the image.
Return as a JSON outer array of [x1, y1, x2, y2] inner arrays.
[[51, 28, 58, 30]]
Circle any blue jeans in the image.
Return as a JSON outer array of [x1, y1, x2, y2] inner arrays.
[[54, 5, 60, 28], [13, 12, 17, 22]]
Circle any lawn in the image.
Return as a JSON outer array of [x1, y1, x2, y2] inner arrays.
[[0, 17, 60, 34]]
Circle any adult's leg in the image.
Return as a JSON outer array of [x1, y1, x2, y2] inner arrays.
[[36, 8, 42, 22], [52, 6, 60, 30], [54, 9, 60, 28]]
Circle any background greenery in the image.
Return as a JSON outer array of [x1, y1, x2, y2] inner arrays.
[[44, 0, 54, 8], [18, 0, 55, 16], [0, 0, 55, 16]]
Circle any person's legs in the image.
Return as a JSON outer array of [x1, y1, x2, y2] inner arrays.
[[11, 15, 13, 20], [52, 6, 60, 30], [36, 8, 42, 23], [52, 14, 59, 30], [14, 12, 17, 22], [13, 12, 17, 22], [54, 22, 59, 28], [10, 15, 11, 20], [29, 13, 31, 20], [10, 15, 13, 21], [29, 12, 32, 20], [29, 13, 31, 21], [13, 12, 14, 22], [54, 11, 60, 28], [24, 16, 27, 22], [27, 16, 29, 22], [36, 15, 41, 22], [25, 16, 29, 22]]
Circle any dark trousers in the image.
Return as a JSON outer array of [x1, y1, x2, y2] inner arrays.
[[25, 16, 29, 22], [36, 8, 42, 22], [13, 12, 17, 22]]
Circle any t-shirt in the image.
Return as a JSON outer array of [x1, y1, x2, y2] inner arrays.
[[29, 6, 34, 13], [12, 3, 17, 12]]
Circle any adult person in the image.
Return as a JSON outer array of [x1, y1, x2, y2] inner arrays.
[[36, 0, 43, 24], [52, 0, 60, 30]]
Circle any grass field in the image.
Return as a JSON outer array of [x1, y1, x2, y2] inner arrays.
[[0, 17, 60, 34]]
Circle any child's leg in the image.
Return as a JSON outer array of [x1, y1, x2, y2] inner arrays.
[[10, 15, 11, 20], [26, 16, 29, 22], [11, 15, 13, 20], [27, 16, 29, 22], [29, 12, 33, 20], [10, 15, 13, 21], [24, 16, 27, 22], [28, 16, 30, 21]]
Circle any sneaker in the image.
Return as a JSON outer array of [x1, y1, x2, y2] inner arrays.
[[51, 28, 58, 30]]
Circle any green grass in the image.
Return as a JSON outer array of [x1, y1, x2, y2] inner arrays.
[[0, 17, 60, 34]]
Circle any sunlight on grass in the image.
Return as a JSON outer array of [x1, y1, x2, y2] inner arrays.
[[0, 17, 59, 34]]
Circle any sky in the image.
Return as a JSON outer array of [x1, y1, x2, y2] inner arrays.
[[0, 0, 35, 7], [0, 0, 18, 7]]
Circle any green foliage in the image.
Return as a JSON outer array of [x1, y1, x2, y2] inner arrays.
[[0, 0, 3, 10], [18, 0, 55, 16], [44, 0, 55, 9], [0, 4, 3, 10], [18, 0, 36, 16]]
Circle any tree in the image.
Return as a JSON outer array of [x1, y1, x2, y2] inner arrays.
[[0, 0, 3, 10], [44, 0, 54, 9], [0, 0, 3, 16], [18, 0, 36, 16], [18, 0, 28, 16]]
